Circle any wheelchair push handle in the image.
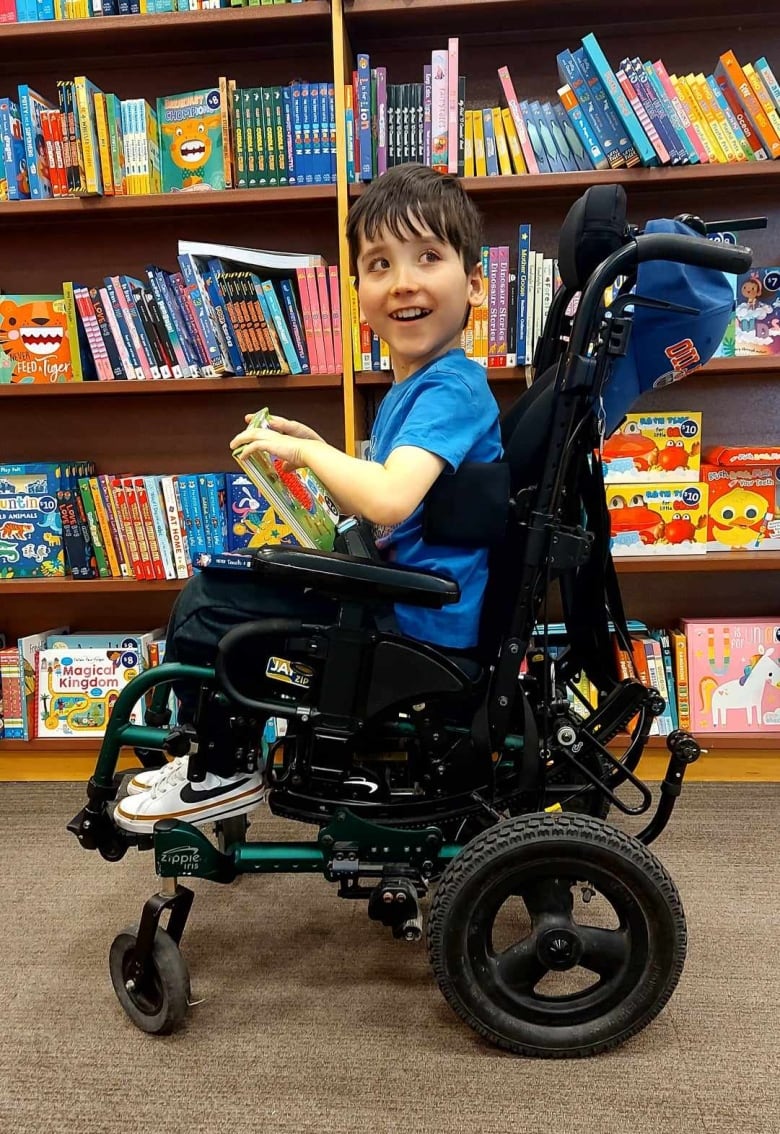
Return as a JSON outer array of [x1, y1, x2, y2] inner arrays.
[[634, 231, 752, 275]]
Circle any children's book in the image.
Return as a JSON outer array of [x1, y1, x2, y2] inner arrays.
[[683, 618, 780, 733], [178, 239, 325, 274], [231, 409, 339, 550], [734, 267, 780, 354], [605, 481, 708, 555], [36, 646, 145, 738], [0, 465, 65, 578], [17, 625, 68, 741], [45, 629, 164, 666], [157, 87, 226, 193], [0, 295, 74, 384], [226, 472, 300, 552], [602, 412, 702, 482]]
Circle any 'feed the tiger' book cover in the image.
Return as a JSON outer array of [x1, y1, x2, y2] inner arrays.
[[0, 295, 75, 384], [157, 87, 225, 193]]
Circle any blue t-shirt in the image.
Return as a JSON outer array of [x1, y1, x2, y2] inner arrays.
[[368, 348, 502, 648]]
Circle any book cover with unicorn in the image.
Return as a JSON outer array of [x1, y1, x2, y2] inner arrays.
[[683, 618, 780, 733]]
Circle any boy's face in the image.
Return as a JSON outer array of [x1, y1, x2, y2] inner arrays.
[[356, 215, 485, 382]]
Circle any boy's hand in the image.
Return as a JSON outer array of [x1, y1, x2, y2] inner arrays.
[[257, 414, 324, 444], [230, 422, 313, 472]]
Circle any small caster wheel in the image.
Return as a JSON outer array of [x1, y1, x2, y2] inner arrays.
[[98, 836, 127, 863], [109, 924, 191, 1035]]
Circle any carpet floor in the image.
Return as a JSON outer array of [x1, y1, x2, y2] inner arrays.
[[0, 781, 778, 1134]]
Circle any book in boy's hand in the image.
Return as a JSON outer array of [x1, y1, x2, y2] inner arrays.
[[231, 408, 339, 550]]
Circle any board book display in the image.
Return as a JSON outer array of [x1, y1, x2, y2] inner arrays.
[[231, 409, 339, 550], [684, 618, 780, 733]]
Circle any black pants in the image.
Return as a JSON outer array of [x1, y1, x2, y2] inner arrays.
[[164, 569, 341, 726]]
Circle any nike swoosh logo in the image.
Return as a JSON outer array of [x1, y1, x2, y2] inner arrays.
[[179, 778, 253, 803]]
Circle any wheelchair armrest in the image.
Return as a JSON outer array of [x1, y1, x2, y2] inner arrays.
[[252, 546, 460, 608]]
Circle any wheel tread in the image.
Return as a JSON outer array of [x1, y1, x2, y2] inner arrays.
[[427, 813, 686, 1058]]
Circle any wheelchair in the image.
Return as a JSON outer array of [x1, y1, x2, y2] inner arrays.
[[68, 185, 753, 1057]]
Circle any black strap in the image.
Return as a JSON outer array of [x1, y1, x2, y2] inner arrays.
[[558, 434, 627, 692]]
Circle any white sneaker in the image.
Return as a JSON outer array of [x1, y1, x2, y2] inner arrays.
[[126, 755, 187, 796], [113, 761, 265, 835]]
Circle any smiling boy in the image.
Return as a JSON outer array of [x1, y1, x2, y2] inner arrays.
[[114, 163, 501, 834]]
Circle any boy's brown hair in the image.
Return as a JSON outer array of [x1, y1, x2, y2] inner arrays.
[[346, 163, 484, 279]]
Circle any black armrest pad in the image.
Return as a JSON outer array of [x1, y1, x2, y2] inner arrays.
[[252, 546, 460, 608]]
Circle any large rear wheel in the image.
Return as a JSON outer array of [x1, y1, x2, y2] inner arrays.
[[427, 812, 686, 1057]]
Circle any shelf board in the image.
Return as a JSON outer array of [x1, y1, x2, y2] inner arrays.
[[344, 0, 776, 41], [0, 578, 185, 595], [3, 549, 780, 595], [0, 184, 337, 224], [0, 4, 333, 62], [615, 551, 780, 574], [0, 373, 342, 398], [349, 162, 780, 204], [355, 353, 780, 387]]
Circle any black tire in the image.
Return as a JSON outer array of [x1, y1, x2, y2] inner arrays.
[[427, 812, 686, 1058], [109, 924, 190, 1035]]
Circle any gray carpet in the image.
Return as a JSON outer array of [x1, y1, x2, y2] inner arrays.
[[1, 782, 778, 1134]]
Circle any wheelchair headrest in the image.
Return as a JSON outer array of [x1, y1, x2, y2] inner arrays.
[[558, 184, 629, 292]]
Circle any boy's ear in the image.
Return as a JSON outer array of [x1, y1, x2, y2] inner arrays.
[[467, 262, 487, 308]]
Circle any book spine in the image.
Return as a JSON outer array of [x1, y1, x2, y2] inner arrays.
[[712, 71, 768, 160], [160, 475, 193, 578], [96, 475, 131, 577], [430, 47, 448, 172], [651, 60, 707, 164], [121, 475, 154, 580], [557, 84, 608, 170], [88, 474, 122, 576], [496, 65, 537, 174], [357, 54, 373, 180], [557, 51, 623, 169], [715, 51, 780, 158], [575, 45, 641, 168], [581, 33, 656, 166], [617, 66, 670, 164], [74, 77, 103, 194]]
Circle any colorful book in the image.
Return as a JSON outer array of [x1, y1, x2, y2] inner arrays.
[[0, 295, 74, 384], [231, 408, 338, 549], [36, 646, 146, 738], [683, 619, 780, 734], [734, 267, 780, 355], [0, 464, 65, 579], [157, 87, 225, 193]]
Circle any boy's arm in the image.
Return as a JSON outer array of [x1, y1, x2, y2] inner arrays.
[[230, 427, 444, 527]]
